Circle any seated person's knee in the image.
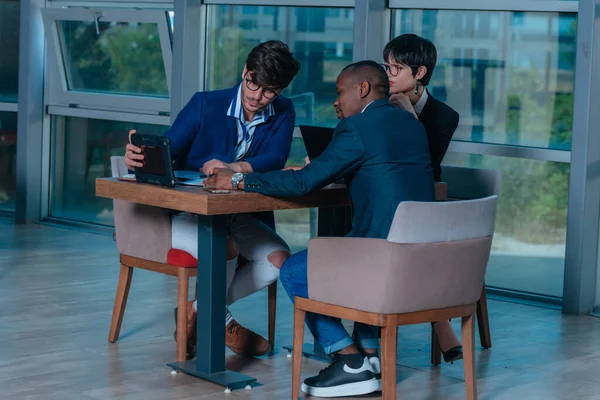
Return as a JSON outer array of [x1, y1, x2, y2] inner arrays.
[[267, 250, 290, 270], [226, 238, 239, 260]]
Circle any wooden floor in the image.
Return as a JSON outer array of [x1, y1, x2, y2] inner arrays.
[[2, 217, 600, 400]]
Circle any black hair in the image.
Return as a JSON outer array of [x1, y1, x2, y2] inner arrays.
[[383, 33, 437, 86], [341, 60, 390, 96], [245, 40, 301, 90]]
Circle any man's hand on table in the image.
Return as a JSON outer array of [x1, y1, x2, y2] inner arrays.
[[282, 156, 311, 171], [204, 168, 243, 190], [201, 159, 253, 175]]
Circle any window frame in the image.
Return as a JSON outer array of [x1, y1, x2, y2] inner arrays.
[[388, 0, 577, 12], [42, 7, 173, 114], [203, 0, 354, 7], [0, 103, 18, 112]]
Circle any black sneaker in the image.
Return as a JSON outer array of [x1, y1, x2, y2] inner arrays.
[[301, 356, 379, 398], [350, 328, 382, 390], [368, 356, 382, 390]]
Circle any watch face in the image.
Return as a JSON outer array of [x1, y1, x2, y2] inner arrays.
[[232, 173, 244, 182]]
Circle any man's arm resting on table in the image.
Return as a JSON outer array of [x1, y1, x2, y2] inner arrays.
[[242, 119, 364, 197]]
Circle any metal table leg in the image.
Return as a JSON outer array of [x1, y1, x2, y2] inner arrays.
[[168, 214, 256, 390]]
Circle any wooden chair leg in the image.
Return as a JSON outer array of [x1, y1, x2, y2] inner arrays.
[[268, 281, 277, 347], [462, 307, 477, 400], [176, 268, 190, 362], [476, 285, 492, 349], [292, 302, 306, 400], [108, 264, 134, 343], [430, 324, 442, 366], [380, 316, 398, 400]]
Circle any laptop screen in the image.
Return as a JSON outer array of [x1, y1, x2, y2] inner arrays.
[[299, 125, 335, 160]]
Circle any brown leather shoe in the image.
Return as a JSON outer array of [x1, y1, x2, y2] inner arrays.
[[174, 300, 197, 359], [226, 319, 272, 357]]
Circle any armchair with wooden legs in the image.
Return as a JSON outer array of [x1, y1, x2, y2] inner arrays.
[[292, 195, 498, 400], [107, 156, 277, 362], [430, 166, 501, 365]]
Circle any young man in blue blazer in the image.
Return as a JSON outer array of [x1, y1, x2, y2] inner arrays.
[[206, 61, 434, 397], [125, 41, 300, 358]]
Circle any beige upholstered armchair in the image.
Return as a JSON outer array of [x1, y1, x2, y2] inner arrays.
[[108, 156, 277, 361], [291, 195, 498, 400]]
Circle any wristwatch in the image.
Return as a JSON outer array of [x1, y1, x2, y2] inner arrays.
[[231, 172, 246, 190]]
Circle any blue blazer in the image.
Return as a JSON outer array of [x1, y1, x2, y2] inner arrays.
[[244, 98, 434, 239], [166, 84, 296, 173]]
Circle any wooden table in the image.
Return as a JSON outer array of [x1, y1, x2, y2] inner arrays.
[[95, 178, 350, 389]]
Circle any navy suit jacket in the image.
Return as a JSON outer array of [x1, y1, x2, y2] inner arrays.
[[244, 98, 435, 239], [166, 84, 295, 173], [165, 84, 296, 228]]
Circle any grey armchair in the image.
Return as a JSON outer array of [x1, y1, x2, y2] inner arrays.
[[108, 156, 278, 361], [291, 195, 498, 400], [430, 165, 501, 363]]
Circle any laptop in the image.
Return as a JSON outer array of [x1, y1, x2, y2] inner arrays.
[[299, 125, 347, 187], [299, 125, 335, 161], [128, 133, 206, 188]]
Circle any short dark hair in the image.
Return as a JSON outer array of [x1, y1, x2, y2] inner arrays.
[[245, 40, 301, 90], [383, 34, 437, 86], [341, 60, 390, 96]]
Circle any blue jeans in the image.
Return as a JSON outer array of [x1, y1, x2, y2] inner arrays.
[[280, 249, 379, 354]]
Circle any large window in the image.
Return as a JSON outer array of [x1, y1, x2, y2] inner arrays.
[[0, 0, 19, 213], [0, 0, 19, 103], [60, 20, 169, 97], [0, 111, 17, 212], [443, 154, 568, 297], [50, 116, 168, 225], [43, 7, 174, 224], [42, 8, 173, 113], [392, 10, 576, 150], [205, 5, 353, 249], [206, 5, 354, 127], [276, 137, 314, 252], [392, 10, 575, 297]]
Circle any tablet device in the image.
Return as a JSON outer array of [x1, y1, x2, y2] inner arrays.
[[130, 133, 176, 188], [299, 125, 335, 160]]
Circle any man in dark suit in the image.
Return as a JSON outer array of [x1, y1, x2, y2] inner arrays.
[[206, 61, 433, 397], [124, 41, 300, 358], [383, 33, 459, 182]]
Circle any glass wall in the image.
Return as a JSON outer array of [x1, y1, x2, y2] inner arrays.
[[0, 0, 19, 103], [392, 10, 576, 150], [276, 136, 313, 252], [59, 20, 169, 97], [205, 5, 353, 249], [50, 116, 167, 225], [206, 5, 354, 127], [0, 0, 19, 213], [0, 111, 17, 212], [444, 153, 568, 297], [393, 10, 575, 297], [35, 3, 581, 300]]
